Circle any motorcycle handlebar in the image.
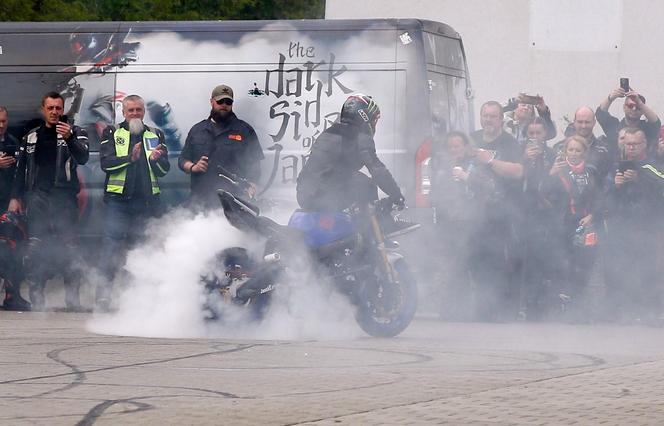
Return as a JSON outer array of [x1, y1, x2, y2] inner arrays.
[[375, 197, 404, 214], [217, 165, 251, 191]]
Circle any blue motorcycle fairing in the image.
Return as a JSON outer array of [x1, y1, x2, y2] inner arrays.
[[288, 211, 356, 248]]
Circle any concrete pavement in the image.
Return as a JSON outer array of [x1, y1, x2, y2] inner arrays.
[[1, 312, 664, 425]]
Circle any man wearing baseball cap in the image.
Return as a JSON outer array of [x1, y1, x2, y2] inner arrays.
[[179, 84, 264, 208]]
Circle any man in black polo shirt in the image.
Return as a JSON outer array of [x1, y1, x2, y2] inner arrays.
[[469, 101, 524, 321], [179, 84, 264, 208]]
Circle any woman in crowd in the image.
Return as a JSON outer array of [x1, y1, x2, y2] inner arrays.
[[540, 135, 599, 321], [430, 131, 494, 321], [520, 118, 557, 320]]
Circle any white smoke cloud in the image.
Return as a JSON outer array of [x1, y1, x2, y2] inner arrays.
[[86, 206, 361, 340]]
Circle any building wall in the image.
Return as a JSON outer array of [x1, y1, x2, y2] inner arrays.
[[326, 0, 664, 135]]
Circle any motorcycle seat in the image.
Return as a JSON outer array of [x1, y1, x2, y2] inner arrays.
[[256, 216, 304, 242]]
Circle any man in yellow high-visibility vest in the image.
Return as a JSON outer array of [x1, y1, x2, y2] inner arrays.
[[97, 94, 170, 311]]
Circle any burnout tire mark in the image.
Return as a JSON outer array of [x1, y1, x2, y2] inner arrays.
[[76, 398, 153, 426], [28, 346, 90, 397], [193, 346, 433, 371], [461, 351, 606, 372], [273, 377, 403, 398], [282, 354, 614, 426], [0, 343, 257, 386]]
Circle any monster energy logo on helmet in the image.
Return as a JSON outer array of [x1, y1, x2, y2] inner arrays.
[[341, 93, 381, 134]]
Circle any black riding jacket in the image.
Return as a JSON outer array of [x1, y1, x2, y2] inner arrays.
[[296, 120, 402, 206], [0, 133, 20, 208], [178, 113, 263, 201], [11, 123, 89, 199]]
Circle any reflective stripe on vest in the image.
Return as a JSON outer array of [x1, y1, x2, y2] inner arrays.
[[105, 127, 162, 195]]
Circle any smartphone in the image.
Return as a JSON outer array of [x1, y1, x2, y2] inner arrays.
[[146, 137, 160, 150], [59, 115, 68, 124], [618, 160, 636, 172], [520, 94, 541, 105], [620, 77, 630, 92]]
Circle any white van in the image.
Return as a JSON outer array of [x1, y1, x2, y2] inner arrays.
[[0, 19, 473, 239]]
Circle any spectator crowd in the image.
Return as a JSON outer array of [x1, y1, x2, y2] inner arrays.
[[0, 85, 262, 312], [3, 82, 664, 326], [430, 86, 664, 325]]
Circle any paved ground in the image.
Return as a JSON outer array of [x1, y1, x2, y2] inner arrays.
[[2, 312, 664, 425]]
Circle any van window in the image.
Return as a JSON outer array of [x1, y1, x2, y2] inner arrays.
[[423, 32, 470, 134], [423, 32, 466, 75]]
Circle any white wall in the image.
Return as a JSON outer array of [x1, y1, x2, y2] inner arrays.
[[326, 0, 664, 135]]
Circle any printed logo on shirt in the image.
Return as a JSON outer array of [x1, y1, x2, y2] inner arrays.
[[228, 134, 243, 141], [485, 149, 498, 160], [116, 136, 125, 146]]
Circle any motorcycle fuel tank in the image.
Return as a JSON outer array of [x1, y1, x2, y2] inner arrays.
[[287, 211, 355, 248]]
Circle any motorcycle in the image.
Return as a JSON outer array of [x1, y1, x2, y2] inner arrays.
[[203, 169, 419, 337]]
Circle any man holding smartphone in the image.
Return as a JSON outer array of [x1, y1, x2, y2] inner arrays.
[[605, 128, 664, 322], [469, 101, 524, 321], [179, 84, 263, 209], [0, 106, 20, 211], [97, 94, 170, 311], [502, 93, 557, 144], [8, 92, 89, 311], [596, 81, 661, 155], [0, 106, 32, 311]]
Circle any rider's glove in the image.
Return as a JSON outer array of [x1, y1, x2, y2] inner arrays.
[[390, 195, 406, 211]]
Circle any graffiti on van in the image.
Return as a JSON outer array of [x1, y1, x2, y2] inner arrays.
[[265, 51, 353, 146], [264, 44, 355, 182], [5, 24, 398, 187], [58, 29, 183, 152]]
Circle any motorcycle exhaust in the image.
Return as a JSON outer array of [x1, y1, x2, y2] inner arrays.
[[263, 252, 280, 263], [236, 261, 282, 301]]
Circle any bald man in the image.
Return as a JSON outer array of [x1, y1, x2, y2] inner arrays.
[[555, 107, 611, 183]]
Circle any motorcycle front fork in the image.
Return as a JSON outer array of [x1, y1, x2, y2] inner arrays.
[[369, 213, 398, 285]]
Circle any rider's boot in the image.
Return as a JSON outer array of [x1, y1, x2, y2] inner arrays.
[[2, 279, 32, 311]]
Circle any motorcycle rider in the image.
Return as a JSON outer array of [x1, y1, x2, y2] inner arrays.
[[296, 93, 418, 236]]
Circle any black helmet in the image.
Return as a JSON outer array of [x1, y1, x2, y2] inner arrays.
[[340, 94, 381, 134], [0, 212, 27, 250]]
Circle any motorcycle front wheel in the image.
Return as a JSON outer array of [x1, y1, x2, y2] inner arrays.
[[354, 258, 417, 337]]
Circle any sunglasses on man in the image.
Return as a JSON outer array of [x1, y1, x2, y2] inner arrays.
[[215, 98, 233, 106]]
